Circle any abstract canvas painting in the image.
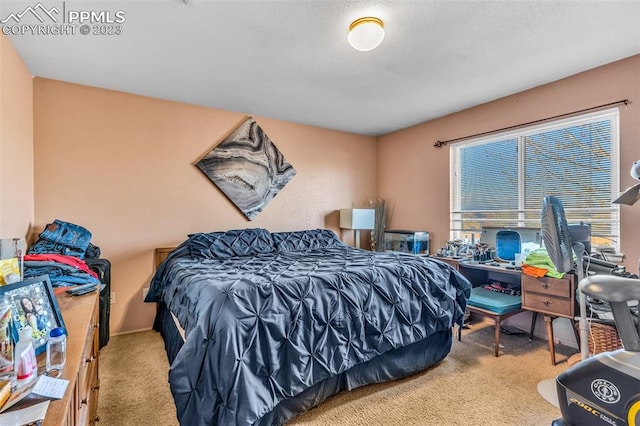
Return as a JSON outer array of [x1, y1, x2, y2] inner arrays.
[[196, 117, 297, 220]]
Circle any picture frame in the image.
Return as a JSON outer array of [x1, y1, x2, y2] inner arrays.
[[0, 275, 66, 355]]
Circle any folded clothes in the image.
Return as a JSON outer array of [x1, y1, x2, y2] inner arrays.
[[24, 254, 98, 279], [523, 248, 569, 278], [29, 219, 92, 257], [24, 260, 101, 287], [521, 264, 548, 278]]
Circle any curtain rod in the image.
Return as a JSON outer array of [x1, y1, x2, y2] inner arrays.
[[433, 99, 630, 148]]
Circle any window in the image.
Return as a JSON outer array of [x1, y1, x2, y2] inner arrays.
[[450, 108, 619, 250]]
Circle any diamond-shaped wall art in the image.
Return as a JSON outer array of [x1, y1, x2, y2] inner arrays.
[[195, 117, 297, 220]]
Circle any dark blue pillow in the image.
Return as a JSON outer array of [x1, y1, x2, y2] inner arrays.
[[273, 229, 344, 252], [188, 228, 275, 258]]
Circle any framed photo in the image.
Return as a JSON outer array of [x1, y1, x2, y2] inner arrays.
[[0, 275, 66, 355]]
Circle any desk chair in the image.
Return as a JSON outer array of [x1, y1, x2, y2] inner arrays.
[[459, 287, 524, 356]]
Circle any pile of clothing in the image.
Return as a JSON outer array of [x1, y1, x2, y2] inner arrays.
[[521, 248, 567, 278], [24, 220, 102, 292], [483, 279, 521, 296]]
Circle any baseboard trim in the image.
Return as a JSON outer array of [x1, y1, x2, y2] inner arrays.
[[111, 327, 154, 336]]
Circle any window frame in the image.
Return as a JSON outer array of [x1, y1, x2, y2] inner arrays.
[[450, 108, 620, 249]]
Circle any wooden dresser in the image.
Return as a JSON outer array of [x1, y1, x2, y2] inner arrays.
[[42, 291, 100, 425], [521, 274, 578, 365]]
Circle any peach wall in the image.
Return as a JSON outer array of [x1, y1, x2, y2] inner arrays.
[[33, 78, 376, 333], [378, 54, 640, 273], [0, 34, 34, 239]]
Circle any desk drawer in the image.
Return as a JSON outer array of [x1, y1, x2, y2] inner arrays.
[[522, 292, 573, 317], [521, 274, 571, 298]]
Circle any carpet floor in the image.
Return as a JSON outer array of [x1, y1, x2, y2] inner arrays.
[[98, 318, 575, 425]]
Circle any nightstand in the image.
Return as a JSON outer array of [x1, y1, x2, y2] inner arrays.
[[521, 274, 579, 365]]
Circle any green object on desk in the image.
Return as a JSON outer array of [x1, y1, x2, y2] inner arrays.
[[524, 248, 566, 279]]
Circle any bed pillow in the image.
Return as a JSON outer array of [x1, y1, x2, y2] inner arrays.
[[188, 228, 275, 258], [273, 229, 344, 252]]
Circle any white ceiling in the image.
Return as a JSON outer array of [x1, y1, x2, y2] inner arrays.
[[3, 0, 640, 136]]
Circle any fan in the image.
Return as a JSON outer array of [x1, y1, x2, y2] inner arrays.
[[541, 195, 589, 361], [536, 195, 589, 408]]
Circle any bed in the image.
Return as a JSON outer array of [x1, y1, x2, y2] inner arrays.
[[145, 228, 471, 425]]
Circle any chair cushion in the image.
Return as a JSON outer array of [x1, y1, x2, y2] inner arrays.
[[467, 287, 522, 314]]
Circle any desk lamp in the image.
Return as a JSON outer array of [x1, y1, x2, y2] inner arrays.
[[340, 209, 375, 249]]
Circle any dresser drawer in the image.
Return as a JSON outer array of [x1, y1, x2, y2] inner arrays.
[[78, 299, 99, 412], [522, 291, 575, 317], [521, 274, 571, 298]]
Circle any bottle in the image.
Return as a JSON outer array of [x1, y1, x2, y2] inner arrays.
[[46, 327, 66, 374], [0, 295, 15, 386], [14, 325, 37, 385]]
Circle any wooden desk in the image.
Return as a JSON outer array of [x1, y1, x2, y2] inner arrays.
[[437, 257, 578, 364], [41, 291, 100, 425], [454, 261, 525, 357]]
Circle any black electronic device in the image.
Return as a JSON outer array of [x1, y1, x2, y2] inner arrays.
[[567, 223, 591, 257]]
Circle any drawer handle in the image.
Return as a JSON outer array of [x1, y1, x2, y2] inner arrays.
[[543, 299, 552, 306], [92, 384, 100, 391], [81, 397, 88, 406], [541, 283, 549, 289]]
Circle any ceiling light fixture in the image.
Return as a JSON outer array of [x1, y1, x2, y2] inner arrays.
[[348, 17, 385, 52]]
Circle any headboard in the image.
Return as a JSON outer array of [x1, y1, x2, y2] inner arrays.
[[155, 247, 175, 270]]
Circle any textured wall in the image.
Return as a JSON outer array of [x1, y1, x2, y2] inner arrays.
[[0, 34, 33, 239], [33, 79, 376, 333]]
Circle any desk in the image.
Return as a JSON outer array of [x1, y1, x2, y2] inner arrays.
[[438, 257, 578, 364]]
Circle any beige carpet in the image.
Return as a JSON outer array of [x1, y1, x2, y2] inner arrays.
[[98, 318, 575, 425]]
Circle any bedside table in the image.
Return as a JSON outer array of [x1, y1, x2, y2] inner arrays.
[[521, 274, 579, 365]]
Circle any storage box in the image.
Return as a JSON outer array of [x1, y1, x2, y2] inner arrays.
[[383, 230, 429, 255]]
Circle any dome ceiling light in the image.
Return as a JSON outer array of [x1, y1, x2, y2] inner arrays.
[[348, 17, 385, 52]]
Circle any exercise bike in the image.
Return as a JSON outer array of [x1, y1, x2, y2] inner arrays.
[[553, 274, 640, 426]]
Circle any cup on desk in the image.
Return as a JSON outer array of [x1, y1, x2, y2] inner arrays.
[[514, 253, 525, 267]]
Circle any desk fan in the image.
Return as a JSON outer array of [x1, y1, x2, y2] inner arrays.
[[541, 195, 589, 361], [535, 195, 587, 408]]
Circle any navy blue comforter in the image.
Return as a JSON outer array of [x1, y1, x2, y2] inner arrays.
[[146, 229, 471, 425]]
